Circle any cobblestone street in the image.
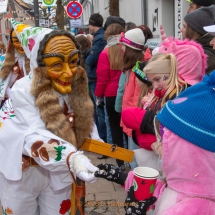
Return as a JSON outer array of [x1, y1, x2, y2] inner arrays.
[[85, 152, 127, 215]]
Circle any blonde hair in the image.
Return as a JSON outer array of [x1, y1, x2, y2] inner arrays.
[[147, 53, 187, 107], [137, 83, 149, 108]]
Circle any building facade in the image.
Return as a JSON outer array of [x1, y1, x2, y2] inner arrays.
[[81, 0, 190, 39], [0, 0, 34, 46]]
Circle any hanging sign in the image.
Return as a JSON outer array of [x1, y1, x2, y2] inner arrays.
[[69, 18, 82, 28], [42, 0, 56, 7], [66, 1, 83, 19]]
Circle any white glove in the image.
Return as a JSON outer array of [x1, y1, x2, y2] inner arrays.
[[69, 153, 99, 183], [90, 123, 104, 142]]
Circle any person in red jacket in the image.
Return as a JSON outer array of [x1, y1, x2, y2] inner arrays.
[[95, 23, 125, 169]]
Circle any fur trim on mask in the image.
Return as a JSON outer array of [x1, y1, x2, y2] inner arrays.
[[31, 67, 77, 148], [30, 66, 94, 148], [69, 66, 94, 148], [0, 42, 30, 80], [25, 57, 30, 75], [0, 42, 15, 80]]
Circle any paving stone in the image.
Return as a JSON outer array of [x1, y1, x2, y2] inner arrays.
[[86, 179, 115, 193], [113, 182, 125, 192], [86, 193, 95, 202], [103, 212, 116, 215], [86, 211, 101, 215], [93, 208, 106, 214], [85, 206, 96, 213], [95, 192, 116, 201], [118, 208, 126, 215], [111, 191, 126, 202]]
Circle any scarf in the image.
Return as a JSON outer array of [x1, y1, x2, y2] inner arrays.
[[106, 34, 121, 48]]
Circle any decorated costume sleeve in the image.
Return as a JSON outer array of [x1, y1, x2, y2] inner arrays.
[[25, 133, 98, 183], [9, 78, 98, 182], [25, 132, 80, 172]]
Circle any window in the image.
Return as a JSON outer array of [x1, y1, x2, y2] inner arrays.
[[5, 19, 12, 29]]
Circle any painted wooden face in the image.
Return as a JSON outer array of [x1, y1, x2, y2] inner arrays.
[[11, 30, 25, 54], [43, 35, 79, 94]]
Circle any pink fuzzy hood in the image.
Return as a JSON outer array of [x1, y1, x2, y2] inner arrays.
[[162, 128, 215, 199], [156, 37, 207, 85]]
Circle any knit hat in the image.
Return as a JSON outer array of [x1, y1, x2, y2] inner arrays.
[[119, 28, 145, 50], [187, 0, 214, 6], [184, 5, 215, 35], [103, 16, 126, 31], [132, 61, 151, 85], [89, 13, 103, 27], [153, 37, 207, 86], [157, 71, 215, 152], [204, 24, 215, 36], [143, 57, 171, 74]]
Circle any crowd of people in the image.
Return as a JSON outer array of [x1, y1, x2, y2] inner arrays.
[[81, 1, 215, 214], [0, 0, 215, 214]]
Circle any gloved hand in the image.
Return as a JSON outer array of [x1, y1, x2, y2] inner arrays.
[[94, 163, 128, 185], [124, 186, 157, 215], [96, 97, 105, 109], [69, 153, 99, 183]]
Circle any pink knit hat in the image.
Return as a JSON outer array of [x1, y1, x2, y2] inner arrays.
[[153, 37, 207, 86]]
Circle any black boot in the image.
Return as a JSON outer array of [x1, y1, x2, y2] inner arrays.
[[97, 155, 109, 159]]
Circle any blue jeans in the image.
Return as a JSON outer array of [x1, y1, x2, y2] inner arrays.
[[128, 136, 139, 170], [88, 82, 112, 143]]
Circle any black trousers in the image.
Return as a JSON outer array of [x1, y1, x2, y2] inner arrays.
[[105, 96, 125, 166]]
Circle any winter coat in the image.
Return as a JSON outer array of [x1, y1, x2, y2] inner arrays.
[[121, 107, 156, 150], [95, 48, 122, 97], [121, 71, 141, 136], [153, 128, 215, 215], [115, 72, 126, 113], [196, 34, 215, 75], [85, 28, 107, 81]]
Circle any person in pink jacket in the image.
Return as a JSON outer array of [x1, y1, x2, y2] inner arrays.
[[95, 23, 126, 168]]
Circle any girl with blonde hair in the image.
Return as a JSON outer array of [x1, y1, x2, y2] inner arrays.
[[121, 53, 187, 152]]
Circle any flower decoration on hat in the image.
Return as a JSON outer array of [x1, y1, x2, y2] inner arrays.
[[10, 18, 53, 73], [16, 23, 30, 33], [119, 32, 145, 51], [11, 19, 43, 54]]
